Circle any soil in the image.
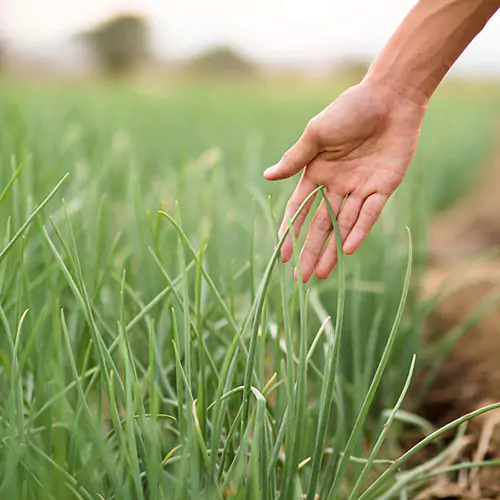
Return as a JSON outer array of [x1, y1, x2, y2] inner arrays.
[[417, 134, 500, 498], [428, 131, 500, 265]]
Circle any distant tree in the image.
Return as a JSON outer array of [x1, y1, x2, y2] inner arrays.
[[80, 14, 150, 75], [0, 38, 5, 72], [185, 45, 257, 77]]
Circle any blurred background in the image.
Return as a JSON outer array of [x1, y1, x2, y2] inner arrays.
[[2, 0, 500, 80]]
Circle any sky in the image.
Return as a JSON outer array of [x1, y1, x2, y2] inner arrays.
[[2, 0, 500, 75]]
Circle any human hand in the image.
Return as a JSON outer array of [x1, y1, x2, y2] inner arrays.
[[264, 82, 427, 281]]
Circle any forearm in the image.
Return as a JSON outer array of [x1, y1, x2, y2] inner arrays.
[[363, 0, 500, 104]]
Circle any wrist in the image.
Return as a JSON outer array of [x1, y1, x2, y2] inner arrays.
[[361, 68, 431, 109], [357, 76, 429, 125]]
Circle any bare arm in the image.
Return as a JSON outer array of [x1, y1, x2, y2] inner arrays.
[[365, 0, 500, 102], [264, 0, 500, 282]]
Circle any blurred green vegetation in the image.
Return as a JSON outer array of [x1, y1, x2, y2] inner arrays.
[[2, 78, 494, 276]]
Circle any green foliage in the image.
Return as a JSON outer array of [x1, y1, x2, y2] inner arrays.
[[0, 80, 496, 499], [80, 14, 150, 74]]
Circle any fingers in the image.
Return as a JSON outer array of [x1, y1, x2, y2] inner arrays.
[[296, 192, 343, 282], [315, 195, 363, 279], [343, 193, 388, 255], [285, 191, 388, 281], [279, 174, 317, 263], [264, 123, 319, 181]]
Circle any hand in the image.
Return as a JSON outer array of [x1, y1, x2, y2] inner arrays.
[[264, 82, 427, 282]]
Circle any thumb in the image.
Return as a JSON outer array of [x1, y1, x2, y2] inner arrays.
[[264, 124, 319, 181]]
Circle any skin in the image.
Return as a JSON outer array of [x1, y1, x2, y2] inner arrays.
[[264, 0, 500, 282]]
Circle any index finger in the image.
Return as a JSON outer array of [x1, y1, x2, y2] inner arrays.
[[279, 173, 317, 263]]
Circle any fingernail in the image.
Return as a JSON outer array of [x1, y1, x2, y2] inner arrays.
[[264, 164, 278, 177]]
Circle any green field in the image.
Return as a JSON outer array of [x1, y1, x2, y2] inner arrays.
[[0, 78, 498, 499]]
